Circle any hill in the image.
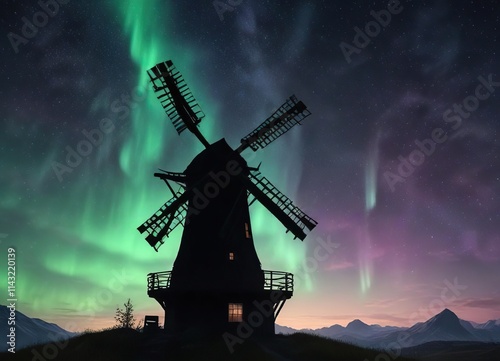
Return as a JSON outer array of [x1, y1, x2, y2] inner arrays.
[[0, 328, 417, 361], [401, 341, 500, 361]]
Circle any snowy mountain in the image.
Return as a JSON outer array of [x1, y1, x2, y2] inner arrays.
[[477, 319, 500, 330], [277, 309, 499, 348], [0, 305, 77, 352], [464, 318, 500, 342], [393, 308, 478, 346]]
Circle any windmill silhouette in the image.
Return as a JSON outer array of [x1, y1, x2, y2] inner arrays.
[[138, 60, 317, 337]]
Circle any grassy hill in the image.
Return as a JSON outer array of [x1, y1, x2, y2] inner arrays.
[[1, 329, 417, 361], [401, 341, 500, 361]]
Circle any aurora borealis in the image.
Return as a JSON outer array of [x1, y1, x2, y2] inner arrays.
[[1, 0, 500, 331]]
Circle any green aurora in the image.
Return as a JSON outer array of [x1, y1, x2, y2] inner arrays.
[[1, 0, 311, 330]]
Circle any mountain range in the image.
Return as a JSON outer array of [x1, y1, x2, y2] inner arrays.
[[0, 305, 77, 352], [1, 305, 498, 353], [276, 308, 500, 348]]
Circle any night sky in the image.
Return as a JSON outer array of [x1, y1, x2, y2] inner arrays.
[[1, 0, 499, 331]]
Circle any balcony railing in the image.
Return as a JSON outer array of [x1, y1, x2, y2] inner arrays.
[[147, 270, 172, 292], [147, 270, 293, 293], [263, 270, 294, 292]]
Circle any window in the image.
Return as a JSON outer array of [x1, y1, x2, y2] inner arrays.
[[245, 223, 251, 238], [228, 303, 243, 322], [229, 252, 234, 261]]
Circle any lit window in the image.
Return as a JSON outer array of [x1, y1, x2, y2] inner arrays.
[[228, 303, 243, 322], [245, 223, 251, 238], [229, 252, 234, 260]]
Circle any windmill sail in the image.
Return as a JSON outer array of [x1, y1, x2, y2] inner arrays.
[[138, 191, 189, 251], [147, 60, 210, 147], [239, 171, 317, 240], [237, 95, 311, 153]]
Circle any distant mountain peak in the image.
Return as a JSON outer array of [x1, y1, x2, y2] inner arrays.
[[428, 308, 461, 328], [435, 308, 457, 319], [403, 307, 478, 345], [440, 308, 454, 315], [347, 319, 368, 327], [346, 319, 372, 334]]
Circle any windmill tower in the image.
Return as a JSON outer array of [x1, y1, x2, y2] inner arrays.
[[138, 60, 317, 337]]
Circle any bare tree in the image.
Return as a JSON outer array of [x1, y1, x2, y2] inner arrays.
[[114, 298, 136, 329]]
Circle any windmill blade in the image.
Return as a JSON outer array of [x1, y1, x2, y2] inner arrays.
[[138, 190, 189, 251], [238, 172, 317, 240], [147, 60, 210, 148], [154, 170, 186, 184], [237, 95, 311, 153]]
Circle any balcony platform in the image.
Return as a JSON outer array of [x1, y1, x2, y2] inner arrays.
[[147, 270, 293, 300]]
